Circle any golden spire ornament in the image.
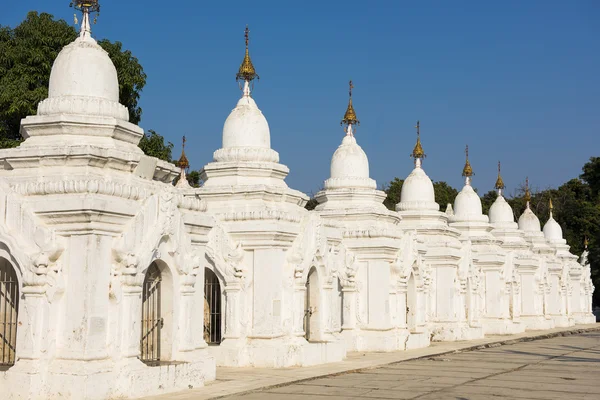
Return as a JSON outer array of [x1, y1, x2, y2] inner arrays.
[[410, 121, 426, 161], [341, 80, 359, 134], [177, 136, 190, 170], [584, 236, 589, 249], [70, 1, 100, 37], [462, 145, 473, 179], [524, 177, 532, 205], [236, 25, 259, 83], [495, 161, 505, 193]]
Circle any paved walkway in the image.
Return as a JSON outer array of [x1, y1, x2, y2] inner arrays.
[[147, 324, 600, 400]]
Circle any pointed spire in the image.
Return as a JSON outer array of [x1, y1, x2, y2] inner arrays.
[[70, 1, 100, 38], [176, 136, 191, 188], [524, 177, 532, 208], [341, 80, 359, 136], [462, 145, 473, 185], [411, 121, 426, 167], [549, 198, 554, 219], [584, 236, 589, 250], [236, 25, 259, 93], [177, 136, 190, 170], [495, 161, 505, 195]]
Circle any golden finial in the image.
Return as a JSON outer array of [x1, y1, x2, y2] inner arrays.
[[495, 161, 505, 190], [549, 198, 553, 211], [524, 177, 531, 203], [177, 136, 190, 170], [462, 145, 473, 177], [341, 80, 359, 127], [584, 236, 589, 249], [236, 25, 259, 82], [411, 121, 426, 159]]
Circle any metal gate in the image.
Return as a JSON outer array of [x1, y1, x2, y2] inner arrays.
[[204, 269, 222, 344], [140, 263, 162, 365], [0, 260, 19, 368], [303, 270, 313, 339]]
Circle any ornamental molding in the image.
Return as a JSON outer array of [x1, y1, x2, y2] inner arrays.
[[213, 147, 279, 163], [218, 209, 302, 224], [205, 225, 245, 285], [37, 95, 129, 121]]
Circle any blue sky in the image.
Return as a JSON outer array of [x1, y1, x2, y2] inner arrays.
[[2, 1, 599, 196]]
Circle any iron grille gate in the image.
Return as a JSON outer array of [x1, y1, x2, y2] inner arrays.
[[0, 261, 19, 368], [204, 269, 222, 344], [140, 263, 162, 365]]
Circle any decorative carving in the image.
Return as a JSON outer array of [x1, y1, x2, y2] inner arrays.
[[206, 225, 244, 284]]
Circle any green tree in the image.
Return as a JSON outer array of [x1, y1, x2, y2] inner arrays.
[[138, 130, 173, 162], [581, 157, 600, 200], [0, 11, 146, 146], [433, 181, 459, 212], [480, 190, 497, 215], [383, 178, 404, 210]]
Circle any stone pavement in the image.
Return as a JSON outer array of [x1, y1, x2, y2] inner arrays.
[[145, 324, 600, 400]]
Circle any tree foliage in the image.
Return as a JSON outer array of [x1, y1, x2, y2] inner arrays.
[[138, 130, 173, 162], [0, 11, 146, 146]]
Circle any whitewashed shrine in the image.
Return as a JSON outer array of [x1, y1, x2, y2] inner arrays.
[[0, 3, 595, 399]]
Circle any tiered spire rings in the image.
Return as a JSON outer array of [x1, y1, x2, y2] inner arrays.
[[462, 145, 474, 184], [524, 177, 532, 208], [70, 1, 100, 38], [236, 25, 259, 96], [341, 80, 359, 136], [410, 121, 426, 167], [495, 161, 505, 195]]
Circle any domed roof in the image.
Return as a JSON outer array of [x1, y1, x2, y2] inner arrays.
[[489, 195, 514, 224], [222, 95, 270, 149], [543, 216, 563, 241], [324, 135, 376, 190], [330, 135, 369, 179], [48, 36, 118, 102], [397, 166, 439, 211], [453, 184, 483, 218], [37, 22, 128, 121], [518, 206, 541, 232]]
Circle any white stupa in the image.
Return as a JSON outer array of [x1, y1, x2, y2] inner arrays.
[[200, 26, 303, 193], [396, 122, 438, 212], [451, 145, 488, 224], [316, 81, 387, 210]]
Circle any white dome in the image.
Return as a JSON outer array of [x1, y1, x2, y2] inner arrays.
[[48, 36, 118, 102], [396, 166, 439, 211], [518, 207, 541, 232], [222, 96, 270, 149], [453, 184, 483, 218], [324, 135, 376, 190], [330, 136, 369, 179], [543, 216, 563, 241], [37, 35, 128, 120], [489, 195, 514, 224]]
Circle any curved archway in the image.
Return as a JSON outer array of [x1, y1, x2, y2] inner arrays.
[[0, 257, 19, 369], [304, 267, 321, 341], [204, 268, 222, 344], [406, 271, 417, 332], [140, 261, 174, 365]]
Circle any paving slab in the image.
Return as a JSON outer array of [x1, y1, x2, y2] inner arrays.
[[144, 324, 599, 400]]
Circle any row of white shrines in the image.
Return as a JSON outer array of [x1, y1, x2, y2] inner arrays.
[[0, 10, 595, 400]]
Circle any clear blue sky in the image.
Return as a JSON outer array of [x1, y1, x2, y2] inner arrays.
[[2, 1, 599, 196]]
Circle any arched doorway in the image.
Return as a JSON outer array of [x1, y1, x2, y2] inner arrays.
[[204, 268, 222, 344], [1, 258, 19, 368], [141, 263, 162, 365], [304, 267, 320, 341], [406, 272, 417, 332]]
